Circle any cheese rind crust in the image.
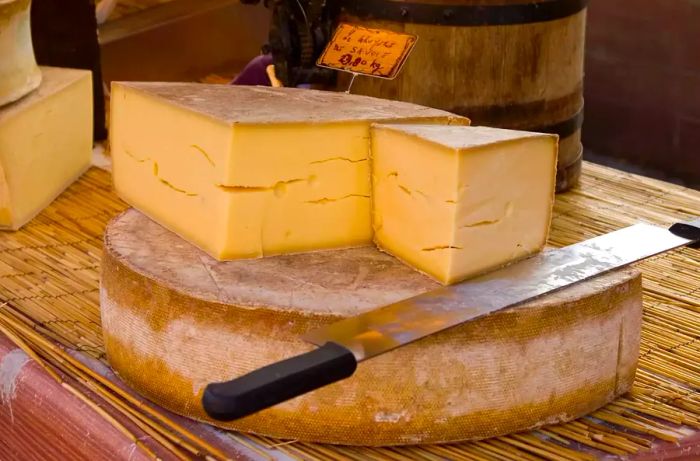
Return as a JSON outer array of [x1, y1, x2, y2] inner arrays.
[[0, 0, 41, 106], [101, 210, 643, 446]]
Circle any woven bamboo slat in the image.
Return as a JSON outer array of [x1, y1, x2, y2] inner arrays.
[[0, 161, 699, 460]]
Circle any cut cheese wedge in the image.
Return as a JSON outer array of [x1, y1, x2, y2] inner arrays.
[[0, 67, 92, 229], [109, 83, 467, 260], [0, 0, 42, 106], [101, 209, 643, 446], [371, 124, 558, 284]]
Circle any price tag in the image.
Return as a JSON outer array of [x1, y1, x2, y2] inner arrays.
[[317, 23, 418, 80]]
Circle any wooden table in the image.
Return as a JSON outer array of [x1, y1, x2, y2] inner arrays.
[[1, 162, 699, 460]]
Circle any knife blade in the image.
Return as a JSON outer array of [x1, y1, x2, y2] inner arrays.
[[202, 218, 700, 421]]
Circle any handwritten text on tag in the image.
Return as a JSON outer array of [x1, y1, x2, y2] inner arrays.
[[317, 23, 418, 80]]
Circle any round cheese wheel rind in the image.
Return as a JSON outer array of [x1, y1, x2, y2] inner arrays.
[[101, 210, 643, 446], [0, 0, 42, 107]]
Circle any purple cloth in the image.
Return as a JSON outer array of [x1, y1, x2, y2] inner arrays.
[[232, 54, 274, 86]]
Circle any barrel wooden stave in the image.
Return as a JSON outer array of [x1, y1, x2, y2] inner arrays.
[[339, 1, 586, 191]]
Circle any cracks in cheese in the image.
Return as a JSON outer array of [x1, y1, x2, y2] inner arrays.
[[153, 163, 198, 197], [189, 144, 216, 166], [124, 151, 199, 196], [371, 124, 557, 285], [305, 194, 371, 204], [110, 83, 466, 260], [309, 157, 367, 165]]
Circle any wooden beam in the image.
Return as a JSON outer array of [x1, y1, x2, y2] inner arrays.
[[99, 0, 271, 83]]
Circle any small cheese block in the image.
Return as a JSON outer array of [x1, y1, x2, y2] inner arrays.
[[0, 66, 92, 229], [109, 83, 467, 260], [0, 0, 42, 106], [371, 124, 558, 284], [101, 209, 643, 446]]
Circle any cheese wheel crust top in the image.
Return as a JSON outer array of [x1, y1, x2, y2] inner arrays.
[[101, 210, 643, 446]]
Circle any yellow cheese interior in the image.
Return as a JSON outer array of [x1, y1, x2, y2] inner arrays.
[[0, 67, 92, 230], [111, 86, 374, 259], [371, 125, 557, 284], [113, 82, 559, 282]]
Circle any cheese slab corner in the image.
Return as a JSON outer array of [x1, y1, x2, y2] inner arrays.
[[109, 83, 468, 260], [371, 124, 558, 284], [0, 66, 92, 229], [101, 209, 643, 446]]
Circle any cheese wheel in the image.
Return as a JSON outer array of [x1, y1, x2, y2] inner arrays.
[[101, 209, 643, 446], [0, 0, 41, 106]]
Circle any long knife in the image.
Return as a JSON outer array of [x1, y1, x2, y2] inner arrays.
[[202, 218, 700, 421]]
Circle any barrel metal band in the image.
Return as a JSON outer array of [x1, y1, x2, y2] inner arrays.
[[341, 0, 588, 26], [555, 145, 582, 192], [533, 109, 584, 138], [453, 107, 584, 139]]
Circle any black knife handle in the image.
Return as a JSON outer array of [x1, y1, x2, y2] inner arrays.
[[202, 342, 357, 421], [669, 217, 700, 249]]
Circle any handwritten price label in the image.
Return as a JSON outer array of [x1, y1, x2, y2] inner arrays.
[[317, 23, 418, 80]]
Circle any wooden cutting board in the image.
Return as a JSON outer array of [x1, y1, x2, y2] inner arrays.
[[100, 208, 643, 446]]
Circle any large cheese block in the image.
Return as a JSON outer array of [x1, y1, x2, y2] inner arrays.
[[0, 66, 92, 229], [101, 209, 643, 446], [371, 124, 558, 284], [109, 83, 467, 260], [0, 0, 41, 106]]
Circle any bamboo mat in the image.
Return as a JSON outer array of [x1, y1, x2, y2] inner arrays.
[[1, 162, 699, 460]]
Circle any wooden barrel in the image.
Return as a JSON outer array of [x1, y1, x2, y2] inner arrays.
[[337, 0, 587, 192]]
